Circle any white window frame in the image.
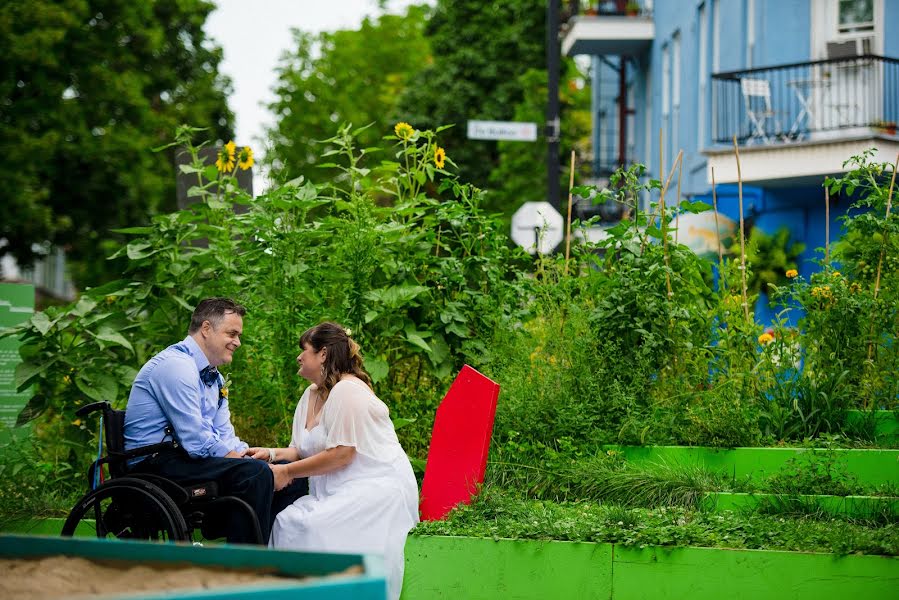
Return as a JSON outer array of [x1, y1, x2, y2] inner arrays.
[[698, 3, 708, 147]]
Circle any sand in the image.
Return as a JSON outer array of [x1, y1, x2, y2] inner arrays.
[[0, 555, 362, 600]]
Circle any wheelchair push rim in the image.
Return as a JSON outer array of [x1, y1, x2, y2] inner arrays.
[[61, 477, 189, 542]]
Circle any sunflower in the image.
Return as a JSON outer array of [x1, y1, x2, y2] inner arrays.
[[215, 140, 236, 172], [434, 146, 446, 169], [394, 122, 414, 140], [238, 146, 254, 170]]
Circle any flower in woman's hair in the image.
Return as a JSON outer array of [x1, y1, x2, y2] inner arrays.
[[434, 146, 446, 169], [237, 146, 254, 170], [344, 328, 353, 337], [394, 122, 414, 140], [758, 332, 775, 346], [215, 140, 236, 172], [785, 269, 798, 278]]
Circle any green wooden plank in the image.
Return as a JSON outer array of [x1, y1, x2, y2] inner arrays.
[[606, 446, 899, 486], [401, 535, 612, 600], [612, 545, 899, 600], [703, 492, 899, 518]]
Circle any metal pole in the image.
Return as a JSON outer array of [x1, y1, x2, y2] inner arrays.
[[546, 0, 561, 211]]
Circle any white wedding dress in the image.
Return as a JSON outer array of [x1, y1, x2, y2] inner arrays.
[[270, 379, 419, 600]]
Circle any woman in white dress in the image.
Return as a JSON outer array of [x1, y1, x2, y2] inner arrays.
[[247, 322, 419, 600]]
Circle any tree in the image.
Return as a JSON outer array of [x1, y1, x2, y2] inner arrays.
[[396, 0, 546, 190], [0, 0, 233, 286], [264, 5, 431, 185]]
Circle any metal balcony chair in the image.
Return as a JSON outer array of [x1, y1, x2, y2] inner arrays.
[[741, 77, 780, 144]]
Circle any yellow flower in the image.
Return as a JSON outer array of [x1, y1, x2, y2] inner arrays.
[[758, 332, 775, 345], [62, 375, 71, 385], [434, 146, 446, 169], [832, 271, 841, 277], [237, 146, 254, 170], [215, 140, 236, 172], [785, 269, 798, 278], [72, 418, 82, 427], [394, 122, 414, 140], [220, 387, 229, 399]]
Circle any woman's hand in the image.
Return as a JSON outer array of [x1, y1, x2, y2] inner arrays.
[[246, 447, 273, 461], [270, 463, 293, 491]]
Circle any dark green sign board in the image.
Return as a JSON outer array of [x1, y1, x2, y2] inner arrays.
[[0, 283, 35, 438]]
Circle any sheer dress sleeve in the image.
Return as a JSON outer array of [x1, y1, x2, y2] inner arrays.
[[321, 380, 403, 463], [289, 387, 312, 454]]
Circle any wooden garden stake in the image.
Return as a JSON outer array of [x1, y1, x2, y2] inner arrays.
[[873, 153, 899, 299], [824, 186, 830, 264], [732, 136, 750, 322], [564, 150, 575, 275], [711, 167, 726, 291]]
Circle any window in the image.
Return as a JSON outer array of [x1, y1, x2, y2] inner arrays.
[[661, 43, 670, 172], [698, 3, 708, 146], [837, 0, 874, 34], [672, 32, 681, 164]]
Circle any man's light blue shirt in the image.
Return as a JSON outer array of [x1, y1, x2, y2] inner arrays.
[[124, 335, 248, 460]]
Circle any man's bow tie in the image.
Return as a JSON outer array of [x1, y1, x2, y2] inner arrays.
[[200, 366, 219, 387]]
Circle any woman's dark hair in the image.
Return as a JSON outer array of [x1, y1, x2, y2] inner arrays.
[[300, 322, 371, 399]]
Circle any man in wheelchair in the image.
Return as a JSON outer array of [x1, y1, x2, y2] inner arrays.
[[120, 297, 307, 545]]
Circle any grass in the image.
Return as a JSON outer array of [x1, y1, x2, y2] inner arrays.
[[414, 486, 899, 556]]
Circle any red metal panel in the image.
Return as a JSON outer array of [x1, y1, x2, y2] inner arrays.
[[419, 365, 500, 521]]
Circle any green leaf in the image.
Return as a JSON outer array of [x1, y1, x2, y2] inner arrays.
[[126, 242, 158, 260], [391, 417, 416, 431], [203, 165, 220, 182], [30, 312, 52, 335], [71, 296, 98, 318], [15, 359, 54, 390], [16, 394, 48, 426], [405, 331, 432, 353], [366, 356, 389, 383], [95, 330, 134, 353], [75, 373, 119, 403], [108, 226, 154, 235]]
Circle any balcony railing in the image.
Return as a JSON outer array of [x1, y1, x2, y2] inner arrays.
[[711, 55, 899, 145]]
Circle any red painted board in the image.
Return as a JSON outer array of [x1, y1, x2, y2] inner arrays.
[[419, 365, 500, 521]]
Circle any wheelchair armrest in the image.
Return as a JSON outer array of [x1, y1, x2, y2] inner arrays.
[[76, 401, 111, 418]]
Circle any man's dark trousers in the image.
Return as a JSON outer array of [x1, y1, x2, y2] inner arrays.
[[131, 451, 306, 544]]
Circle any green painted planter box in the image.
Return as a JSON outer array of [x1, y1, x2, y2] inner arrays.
[[605, 445, 899, 487], [402, 535, 899, 600], [845, 410, 899, 443], [703, 491, 899, 518], [0, 534, 386, 599]]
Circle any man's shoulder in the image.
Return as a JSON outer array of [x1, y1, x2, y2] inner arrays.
[[137, 342, 197, 382]]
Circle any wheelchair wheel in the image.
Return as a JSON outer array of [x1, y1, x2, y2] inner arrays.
[[61, 477, 189, 542]]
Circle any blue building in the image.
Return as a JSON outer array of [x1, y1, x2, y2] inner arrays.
[[561, 0, 899, 321]]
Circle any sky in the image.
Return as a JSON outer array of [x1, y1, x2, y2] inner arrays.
[[204, 0, 424, 192]]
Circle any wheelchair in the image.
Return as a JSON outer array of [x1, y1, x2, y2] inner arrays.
[[61, 401, 263, 544]]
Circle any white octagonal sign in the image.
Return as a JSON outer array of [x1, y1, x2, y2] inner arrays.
[[511, 201, 564, 255]]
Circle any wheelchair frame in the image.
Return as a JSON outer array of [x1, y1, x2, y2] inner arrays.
[[61, 401, 264, 544]]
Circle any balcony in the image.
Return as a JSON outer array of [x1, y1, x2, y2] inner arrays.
[[705, 55, 899, 185], [561, 2, 654, 57]]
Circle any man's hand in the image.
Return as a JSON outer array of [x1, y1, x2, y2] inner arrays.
[[224, 449, 245, 458], [270, 463, 293, 491], [245, 447, 271, 461]]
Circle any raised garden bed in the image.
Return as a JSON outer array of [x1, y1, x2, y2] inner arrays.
[[604, 445, 899, 487], [401, 535, 899, 600]]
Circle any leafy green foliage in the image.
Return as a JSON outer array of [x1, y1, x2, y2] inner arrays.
[[414, 487, 899, 555], [0, 0, 234, 286], [397, 0, 546, 189], [1, 124, 526, 468], [264, 6, 431, 187]]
